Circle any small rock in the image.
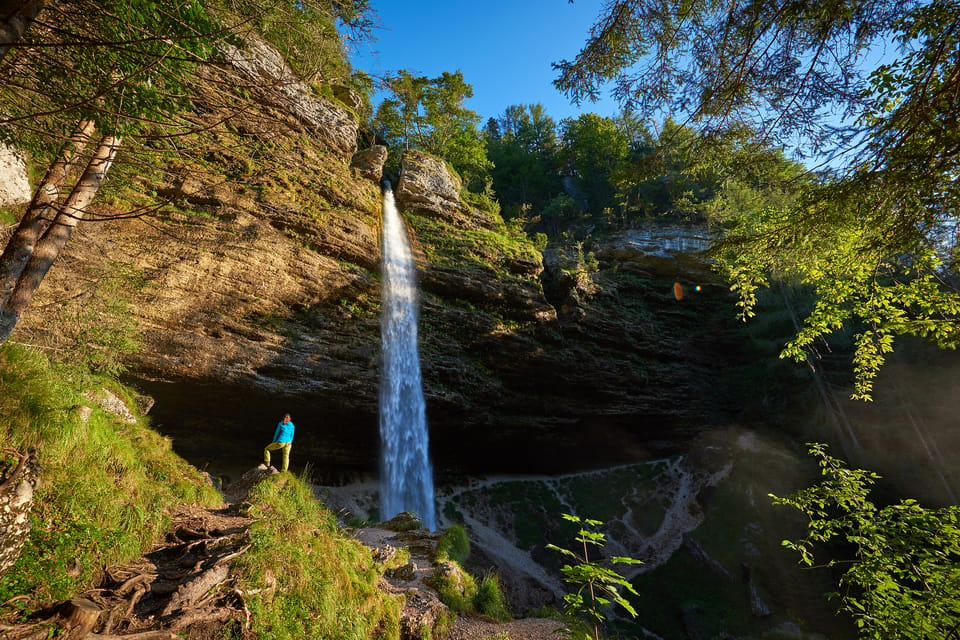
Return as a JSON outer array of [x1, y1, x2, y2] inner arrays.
[[387, 561, 417, 581], [75, 405, 93, 424], [372, 544, 398, 565]]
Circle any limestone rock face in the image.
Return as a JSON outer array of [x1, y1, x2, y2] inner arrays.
[[0, 144, 30, 207], [350, 145, 388, 182], [9, 28, 750, 481], [396, 150, 496, 229], [219, 35, 358, 157], [0, 453, 42, 577]]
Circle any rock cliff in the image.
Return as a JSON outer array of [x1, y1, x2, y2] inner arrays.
[[8, 36, 751, 481]]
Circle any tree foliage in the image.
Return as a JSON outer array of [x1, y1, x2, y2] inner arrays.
[[546, 513, 642, 640], [214, 0, 372, 84], [372, 69, 491, 190], [772, 445, 960, 639], [485, 103, 562, 218], [559, 113, 630, 216], [0, 0, 373, 346], [556, 0, 960, 398]]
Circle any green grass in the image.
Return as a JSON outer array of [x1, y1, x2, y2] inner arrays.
[[0, 343, 222, 608], [408, 211, 543, 281], [235, 472, 402, 640], [0, 207, 18, 226]]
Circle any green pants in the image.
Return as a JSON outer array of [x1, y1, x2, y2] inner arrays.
[[263, 441, 292, 472]]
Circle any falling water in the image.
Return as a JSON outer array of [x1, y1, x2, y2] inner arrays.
[[378, 183, 436, 530]]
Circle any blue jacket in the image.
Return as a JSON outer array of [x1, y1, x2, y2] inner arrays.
[[273, 419, 295, 443]]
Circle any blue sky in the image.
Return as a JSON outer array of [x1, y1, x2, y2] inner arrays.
[[349, 0, 621, 125]]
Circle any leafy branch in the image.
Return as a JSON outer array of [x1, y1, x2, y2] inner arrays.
[[546, 513, 642, 640]]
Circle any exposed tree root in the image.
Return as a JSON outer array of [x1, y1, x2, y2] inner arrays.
[[0, 504, 256, 639]]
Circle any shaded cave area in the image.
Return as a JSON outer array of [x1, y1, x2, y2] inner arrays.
[[129, 377, 699, 489]]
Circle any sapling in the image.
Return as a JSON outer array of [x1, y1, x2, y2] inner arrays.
[[546, 513, 642, 640]]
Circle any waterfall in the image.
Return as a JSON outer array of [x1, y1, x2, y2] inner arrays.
[[378, 183, 436, 531]]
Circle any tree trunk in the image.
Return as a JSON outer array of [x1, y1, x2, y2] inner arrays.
[[0, 0, 45, 61], [60, 598, 101, 639], [0, 119, 96, 310], [0, 134, 121, 343]]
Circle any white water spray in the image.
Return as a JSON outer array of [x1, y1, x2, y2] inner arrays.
[[379, 183, 436, 530]]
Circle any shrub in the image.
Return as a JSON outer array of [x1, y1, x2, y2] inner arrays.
[[475, 573, 511, 622], [546, 513, 641, 640], [436, 524, 470, 563], [429, 561, 511, 622], [772, 444, 960, 640]]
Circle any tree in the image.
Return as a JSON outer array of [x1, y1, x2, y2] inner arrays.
[[373, 69, 492, 190], [559, 113, 629, 217], [219, 0, 374, 85], [0, 0, 217, 343], [613, 119, 808, 222], [555, 0, 960, 398], [772, 444, 960, 639], [485, 103, 562, 218]]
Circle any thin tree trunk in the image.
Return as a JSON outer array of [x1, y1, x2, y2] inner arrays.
[[0, 134, 121, 343], [0, 119, 96, 310], [0, 0, 45, 61]]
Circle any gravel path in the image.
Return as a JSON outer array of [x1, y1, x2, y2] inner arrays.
[[448, 615, 565, 640]]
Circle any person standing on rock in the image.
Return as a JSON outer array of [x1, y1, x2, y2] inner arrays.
[[263, 413, 295, 472]]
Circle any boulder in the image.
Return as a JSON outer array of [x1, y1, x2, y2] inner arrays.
[[381, 511, 424, 532], [86, 388, 138, 425], [333, 84, 364, 112], [350, 145, 388, 182], [396, 150, 496, 229]]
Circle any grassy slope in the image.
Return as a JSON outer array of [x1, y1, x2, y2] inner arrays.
[[0, 344, 222, 606], [0, 344, 401, 638]]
